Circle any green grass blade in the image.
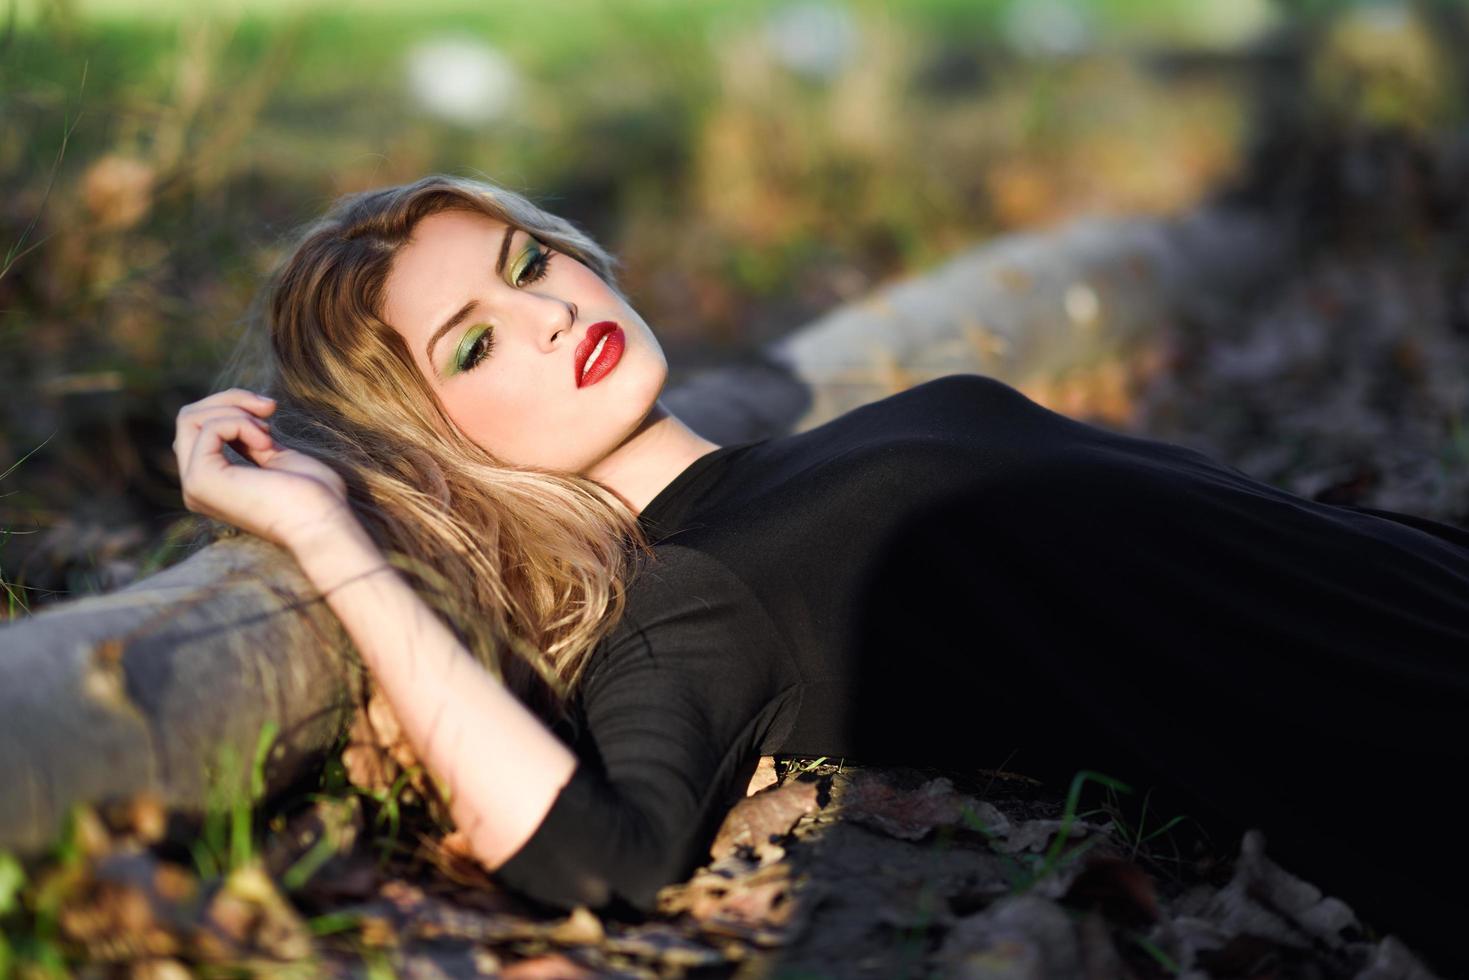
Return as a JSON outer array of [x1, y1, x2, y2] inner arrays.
[[1129, 930, 1181, 975], [307, 910, 361, 936], [1029, 769, 1132, 891], [0, 850, 23, 915]]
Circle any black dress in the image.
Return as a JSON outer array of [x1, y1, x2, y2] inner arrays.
[[496, 374, 1469, 960]]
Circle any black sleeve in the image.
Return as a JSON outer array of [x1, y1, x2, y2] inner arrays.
[[492, 544, 801, 913]]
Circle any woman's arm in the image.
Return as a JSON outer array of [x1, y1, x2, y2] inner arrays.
[[285, 515, 576, 869], [173, 389, 575, 870], [492, 544, 800, 911]]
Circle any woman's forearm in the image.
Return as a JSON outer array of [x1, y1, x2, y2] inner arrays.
[[288, 516, 577, 869]]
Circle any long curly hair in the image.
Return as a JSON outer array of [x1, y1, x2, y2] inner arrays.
[[226, 174, 652, 729]]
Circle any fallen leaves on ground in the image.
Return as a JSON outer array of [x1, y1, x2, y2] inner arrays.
[[831, 771, 1007, 841], [4, 760, 1448, 978], [709, 777, 820, 862]]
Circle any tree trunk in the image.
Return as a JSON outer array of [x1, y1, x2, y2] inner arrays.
[[0, 205, 1289, 856], [0, 535, 355, 855]]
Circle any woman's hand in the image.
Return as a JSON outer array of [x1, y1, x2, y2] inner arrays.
[[174, 388, 353, 555]]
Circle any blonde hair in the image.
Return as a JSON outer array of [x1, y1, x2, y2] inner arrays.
[[229, 174, 651, 727]]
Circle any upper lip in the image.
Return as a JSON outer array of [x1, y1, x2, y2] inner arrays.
[[574, 321, 619, 382]]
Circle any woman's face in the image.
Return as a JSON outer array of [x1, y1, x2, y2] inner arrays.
[[381, 208, 668, 474]]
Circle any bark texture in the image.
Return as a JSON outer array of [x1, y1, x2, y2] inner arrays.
[[0, 206, 1288, 856], [0, 535, 356, 855]]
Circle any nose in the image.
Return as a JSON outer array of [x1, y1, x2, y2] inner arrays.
[[508, 289, 576, 352]]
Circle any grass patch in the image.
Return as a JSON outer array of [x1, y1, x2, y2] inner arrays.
[[189, 720, 279, 880], [0, 526, 38, 620], [957, 769, 1130, 894], [0, 805, 92, 978], [1084, 783, 1192, 865], [0, 436, 58, 621]]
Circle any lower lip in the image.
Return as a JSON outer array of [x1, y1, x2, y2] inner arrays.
[[578, 327, 625, 388]]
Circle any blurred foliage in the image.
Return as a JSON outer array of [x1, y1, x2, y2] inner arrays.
[[0, 0, 1465, 606]]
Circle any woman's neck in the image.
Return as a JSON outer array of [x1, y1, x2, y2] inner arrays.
[[584, 401, 721, 517]]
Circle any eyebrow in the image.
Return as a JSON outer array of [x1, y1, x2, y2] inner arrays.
[[423, 225, 517, 370]]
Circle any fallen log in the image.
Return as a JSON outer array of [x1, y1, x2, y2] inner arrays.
[[0, 205, 1288, 856]]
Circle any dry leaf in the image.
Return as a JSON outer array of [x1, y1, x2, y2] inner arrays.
[[993, 818, 1108, 855], [546, 906, 605, 946], [603, 923, 728, 970], [659, 858, 803, 949], [836, 773, 1000, 841], [193, 865, 312, 964], [745, 755, 779, 796], [56, 850, 199, 963], [1199, 829, 1360, 951], [99, 792, 168, 847], [128, 958, 193, 980], [341, 681, 454, 827], [501, 952, 596, 979], [1352, 935, 1443, 980], [413, 828, 499, 889], [711, 779, 819, 861], [341, 703, 394, 798]]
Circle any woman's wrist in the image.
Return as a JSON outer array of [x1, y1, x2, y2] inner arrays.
[[286, 508, 390, 594]]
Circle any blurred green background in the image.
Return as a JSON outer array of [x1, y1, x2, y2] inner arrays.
[[2, 0, 1466, 611]]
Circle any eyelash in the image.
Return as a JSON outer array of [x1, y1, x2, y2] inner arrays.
[[457, 326, 496, 374], [456, 240, 556, 374], [514, 240, 555, 288]]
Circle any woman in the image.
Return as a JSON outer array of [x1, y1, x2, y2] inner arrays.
[[176, 175, 1469, 967]]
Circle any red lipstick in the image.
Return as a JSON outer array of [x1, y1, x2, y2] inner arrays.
[[575, 321, 624, 388]]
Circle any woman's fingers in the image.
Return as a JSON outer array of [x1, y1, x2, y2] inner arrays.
[[182, 388, 276, 417], [173, 391, 353, 543], [174, 389, 275, 454], [187, 412, 276, 469], [178, 412, 350, 549], [181, 420, 270, 519], [181, 414, 279, 509], [174, 404, 273, 469]]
